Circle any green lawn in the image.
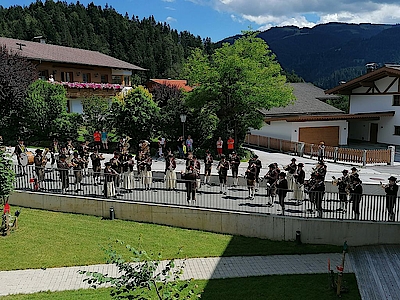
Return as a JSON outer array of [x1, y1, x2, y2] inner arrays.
[[0, 207, 341, 271], [0, 274, 361, 300]]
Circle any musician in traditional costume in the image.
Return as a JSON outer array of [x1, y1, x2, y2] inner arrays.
[[284, 158, 297, 192], [104, 162, 117, 198], [248, 155, 262, 191], [204, 150, 213, 185], [383, 176, 398, 222], [276, 172, 289, 215], [349, 177, 363, 220], [66, 139, 75, 154], [293, 163, 305, 204], [110, 152, 123, 195], [317, 141, 325, 162], [192, 155, 201, 191], [49, 139, 60, 169], [182, 159, 197, 202], [140, 154, 153, 190], [335, 169, 350, 211], [349, 167, 359, 183], [229, 151, 240, 187], [165, 153, 177, 190], [245, 162, 257, 200], [71, 152, 84, 192], [304, 173, 317, 211], [122, 154, 135, 191], [13, 138, 27, 175], [77, 141, 90, 176], [309, 174, 325, 218], [33, 149, 46, 190], [90, 148, 104, 185], [57, 154, 71, 194], [217, 154, 230, 195], [264, 163, 278, 205]]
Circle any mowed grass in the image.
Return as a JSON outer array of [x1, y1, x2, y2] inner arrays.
[[0, 207, 340, 271], [0, 274, 361, 300]]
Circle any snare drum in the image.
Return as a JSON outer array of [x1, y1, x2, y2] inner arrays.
[[20, 151, 35, 166]]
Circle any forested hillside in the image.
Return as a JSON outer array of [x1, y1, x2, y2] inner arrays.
[[0, 1, 213, 80], [220, 22, 400, 89]]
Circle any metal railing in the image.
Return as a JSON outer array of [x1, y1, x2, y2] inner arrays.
[[12, 165, 399, 223]]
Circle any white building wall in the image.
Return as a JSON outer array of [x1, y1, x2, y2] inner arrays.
[[251, 119, 348, 145], [349, 76, 400, 145]]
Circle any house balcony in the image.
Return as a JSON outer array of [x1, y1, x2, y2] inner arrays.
[[52, 81, 125, 98]]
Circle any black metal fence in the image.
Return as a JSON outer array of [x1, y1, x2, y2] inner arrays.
[[12, 165, 399, 223]]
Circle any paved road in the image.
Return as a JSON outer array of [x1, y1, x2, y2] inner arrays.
[[0, 253, 351, 296]]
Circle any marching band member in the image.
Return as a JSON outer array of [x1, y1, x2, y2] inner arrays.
[[249, 155, 262, 191], [110, 152, 123, 195], [349, 177, 363, 220], [90, 148, 104, 185], [182, 159, 197, 202], [383, 176, 398, 222], [335, 169, 350, 212], [349, 167, 359, 182], [229, 151, 240, 187], [264, 163, 278, 206], [57, 154, 71, 194], [122, 154, 135, 191], [317, 141, 325, 162], [77, 141, 90, 176], [284, 158, 297, 192], [49, 138, 60, 169], [165, 153, 177, 190], [141, 153, 153, 190], [309, 174, 325, 218], [217, 154, 229, 195], [33, 149, 46, 190], [245, 161, 257, 200], [66, 139, 75, 154], [204, 150, 213, 185], [293, 162, 305, 204], [192, 155, 201, 191], [276, 172, 289, 215], [104, 162, 117, 198], [71, 152, 84, 192], [13, 138, 27, 175]]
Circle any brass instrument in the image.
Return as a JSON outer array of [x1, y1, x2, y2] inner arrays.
[[42, 148, 50, 166], [332, 176, 339, 186], [123, 136, 132, 154]]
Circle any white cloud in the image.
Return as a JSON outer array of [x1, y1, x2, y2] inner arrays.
[[166, 16, 177, 23], [162, 0, 175, 3], [165, 6, 176, 10], [208, 0, 400, 30]]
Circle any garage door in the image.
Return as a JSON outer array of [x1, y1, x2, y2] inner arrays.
[[299, 126, 339, 146]]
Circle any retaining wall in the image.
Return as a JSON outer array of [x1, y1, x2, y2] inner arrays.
[[9, 191, 400, 246]]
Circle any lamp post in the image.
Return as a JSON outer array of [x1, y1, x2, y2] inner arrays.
[[180, 114, 187, 138]]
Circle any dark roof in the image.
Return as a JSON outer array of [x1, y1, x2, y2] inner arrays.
[[260, 82, 343, 117], [325, 65, 400, 95], [0, 37, 146, 71]]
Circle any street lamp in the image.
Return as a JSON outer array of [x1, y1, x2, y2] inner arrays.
[[180, 114, 187, 138]]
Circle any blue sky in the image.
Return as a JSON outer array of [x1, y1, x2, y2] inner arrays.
[[2, 0, 400, 42]]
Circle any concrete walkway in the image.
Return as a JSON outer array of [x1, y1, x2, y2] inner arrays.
[[0, 253, 351, 296]]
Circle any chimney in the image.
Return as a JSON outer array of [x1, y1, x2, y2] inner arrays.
[[365, 63, 378, 73], [33, 35, 46, 44]]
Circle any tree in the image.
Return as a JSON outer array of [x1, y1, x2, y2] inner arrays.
[[81, 95, 111, 138], [111, 86, 160, 148], [80, 240, 198, 300], [184, 32, 295, 149], [0, 149, 15, 204], [0, 45, 37, 143], [23, 80, 68, 142]]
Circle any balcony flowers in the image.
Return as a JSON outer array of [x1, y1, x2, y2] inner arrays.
[[54, 81, 123, 90]]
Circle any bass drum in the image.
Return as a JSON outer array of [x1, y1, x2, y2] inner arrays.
[[20, 151, 35, 166]]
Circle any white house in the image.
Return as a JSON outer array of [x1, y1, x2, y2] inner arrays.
[[325, 64, 398, 145], [251, 83, 349, 146]]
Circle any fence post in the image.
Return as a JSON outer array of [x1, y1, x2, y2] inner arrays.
[[298, 142, 304, 157], [310, 144, 314, 158], [334, 147, 338, 163], [362, 150, 367, 167], [279, 139, 282, 152], [257, 135, 260, 147], [388, 145, 395, 165], [267, 137, 270, 149]]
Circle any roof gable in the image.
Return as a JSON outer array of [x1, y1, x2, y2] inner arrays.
[[260, 82, 343, 117], [0, 37, 146, 71]]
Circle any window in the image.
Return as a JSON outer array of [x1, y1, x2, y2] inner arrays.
[[123, 75, 130, 86], [394, 126, 400, 136], [61, 72, 73, 82], [101, 74, 108, 83], [38, 70, 49, 81], [112, 75, 122, 84], [393, 95, 400, 106], [82, 73, 91, 83]]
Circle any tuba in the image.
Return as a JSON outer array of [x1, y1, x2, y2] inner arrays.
[[123, 136, 132, 154]]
